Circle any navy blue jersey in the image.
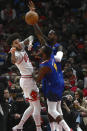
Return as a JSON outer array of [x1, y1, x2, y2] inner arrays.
[[51, 43, 64, 82], [52, 43, 60, 55], [40, 58, 64, 101]]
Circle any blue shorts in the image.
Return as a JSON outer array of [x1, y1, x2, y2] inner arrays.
[[46, 91, 63, 102]]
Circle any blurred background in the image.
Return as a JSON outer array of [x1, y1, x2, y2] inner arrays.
[[0, 0, 87, 131]]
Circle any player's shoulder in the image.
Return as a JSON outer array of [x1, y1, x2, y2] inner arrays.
[[40, 60, 52, 68], [54, 43, 60, 47]]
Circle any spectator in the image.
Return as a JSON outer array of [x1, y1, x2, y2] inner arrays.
[[74, 90, 87, 130], [64, 68, 77, 87], [0, 45, 7, 66], [83, 68, 87, 88], [0, 0, 87, 130], [8, 93, 36, 131], [0, 83, 9, 131], [62, 94, 78, 130], [4, 88, 13, 104], [1, 4, 16, 24]]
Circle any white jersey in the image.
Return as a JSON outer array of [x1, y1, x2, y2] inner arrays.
[[15, 42, 33, 76]]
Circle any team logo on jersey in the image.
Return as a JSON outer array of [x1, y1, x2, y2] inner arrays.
[[54, 63, 57, 71]]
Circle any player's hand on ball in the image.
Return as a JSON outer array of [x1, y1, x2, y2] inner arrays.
[[28, 1, 35, 11], [25, 1, 39, 25], [25, 11, 39, 25]]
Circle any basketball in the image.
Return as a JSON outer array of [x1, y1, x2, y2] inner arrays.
[[25, 11, 39, 25]]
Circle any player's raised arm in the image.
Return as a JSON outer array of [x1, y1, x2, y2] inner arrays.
[[23, 35, 34, 45], [22, 35, 34, 51], [33, 24, 48, 46], [28, 1, 47, 46]]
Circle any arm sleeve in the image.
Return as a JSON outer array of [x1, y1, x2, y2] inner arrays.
[[20, 41, 25, 50], [54, 51, 63, 62]]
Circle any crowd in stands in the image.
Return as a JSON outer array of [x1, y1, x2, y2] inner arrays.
[[0, 0, 87, 131]]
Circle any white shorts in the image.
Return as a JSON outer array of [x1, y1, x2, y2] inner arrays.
[[20, 77, 39, 99]]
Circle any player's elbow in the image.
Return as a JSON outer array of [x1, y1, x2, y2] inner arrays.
[[55, 57, 61, 62], [54, 51, 63, 62]]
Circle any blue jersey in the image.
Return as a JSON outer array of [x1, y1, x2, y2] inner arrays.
[[40, 58, 64, 101], [51, 43, 64, 78], [49, 43, 64, 85], [52, 43, 60, 55]]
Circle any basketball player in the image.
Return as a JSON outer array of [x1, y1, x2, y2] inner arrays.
[[47, 29, 64, 131], [35, 45, 72, 131], [33, 27, 63, 131], [28, 1, 72, 131], [7, 33, 42, 131], [28, 1, 63, 130]]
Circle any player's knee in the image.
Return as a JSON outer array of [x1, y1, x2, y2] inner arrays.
[[56, 115, 63, 124], [48, 108, 56, 117], [28, 103, 34, 111], [33, 106, 41, 116], [33, 113, 40, 121], [34, 110, 40, 116]]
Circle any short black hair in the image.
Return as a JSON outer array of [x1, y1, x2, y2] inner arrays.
[[7, 33, 21, 45], [42, 45, 52, 58]]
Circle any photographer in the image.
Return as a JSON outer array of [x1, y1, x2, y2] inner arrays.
[[8, 93, 36, 131], [74, 102, 87, 113], [62, 94, 78, 131], [74, 90, 87, 130]]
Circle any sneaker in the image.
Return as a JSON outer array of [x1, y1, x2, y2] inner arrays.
[[12, 125, 23, 131]]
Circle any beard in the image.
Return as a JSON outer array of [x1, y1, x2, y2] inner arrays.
[[48, 38, 55, 46]]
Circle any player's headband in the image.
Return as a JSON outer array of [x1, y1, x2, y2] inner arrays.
[[48, 30, 55, 34]]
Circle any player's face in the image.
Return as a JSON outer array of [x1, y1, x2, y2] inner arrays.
[[40, 48, 46, 61], [75, 92, 79, 100], [48, 32, 55, 41], [4, 89, 10, 99], [12, 39, 22, 51]]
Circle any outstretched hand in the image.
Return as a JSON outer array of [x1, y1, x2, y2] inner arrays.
[[28, 1, 35, 11]]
